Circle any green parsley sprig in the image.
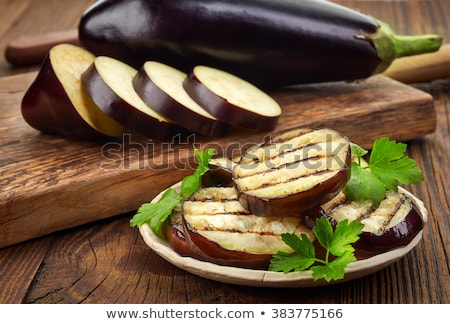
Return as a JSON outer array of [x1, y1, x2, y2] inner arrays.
[[269, 216, 364, 282], [129, 147, 215, 238], [344, 137, 424, 205]]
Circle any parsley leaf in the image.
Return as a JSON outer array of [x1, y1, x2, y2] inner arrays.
[[327, 218, 363, 256], [310, 251, 356, 282], [269, 216, 363, 282], [370, 138, 423, 190], [344, 137, 424, 205], [129, 188, 183, 237], [181, 148, 215, 198], [129, 147, 215, 238], [344, 162, 386, 203], [269, 233, 316, 273], [350, 142, 368, 163]]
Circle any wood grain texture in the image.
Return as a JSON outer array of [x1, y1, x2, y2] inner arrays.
[[0, 0, 448, 305], [384, 44, 450, 83], [0, 0, 95, 77], [0, 72, 435, 248]]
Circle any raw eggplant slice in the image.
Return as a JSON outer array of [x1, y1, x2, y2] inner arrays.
[[303, 189, 425, 257], [21, 44, 126, 138], [233, 128, 351, 216], [182, 187, 313, 269], [133, 61, 229, 137], [81, 56, 185, 140], [183, 65, 281, 131]]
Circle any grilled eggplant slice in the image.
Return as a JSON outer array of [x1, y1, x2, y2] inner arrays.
[[201, 157, 237, 188], [165, 205, 201, 259], [182, 187, 314, 269], [303, 190, 425, 257], [233, 128, 351, 217]]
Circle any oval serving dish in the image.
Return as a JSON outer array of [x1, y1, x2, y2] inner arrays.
[[139, 183, 427, 288]]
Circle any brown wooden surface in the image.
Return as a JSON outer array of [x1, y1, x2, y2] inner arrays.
[[0, 0, 449, 304], [0, 72, 436, 248]]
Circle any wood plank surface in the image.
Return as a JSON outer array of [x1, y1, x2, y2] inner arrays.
[[0, 0, 94, 77], [0, 71, 435, 248]]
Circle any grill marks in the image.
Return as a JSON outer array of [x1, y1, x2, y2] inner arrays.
[[233, 128, 351, 216], [322, 191, 413, 234], [234, 128, 349, 196], [311, 188, 425, 256], [182, 187, 313, 255]]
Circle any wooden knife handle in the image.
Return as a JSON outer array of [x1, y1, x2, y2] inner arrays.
[[383, 43, 450, 83], [4, 29, 450, 83], [5, 29, 79, 66]]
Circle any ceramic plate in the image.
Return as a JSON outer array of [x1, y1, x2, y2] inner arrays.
[[139, 184, 428, 288]]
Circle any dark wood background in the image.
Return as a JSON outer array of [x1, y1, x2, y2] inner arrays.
[[0, 0, 448, 304]]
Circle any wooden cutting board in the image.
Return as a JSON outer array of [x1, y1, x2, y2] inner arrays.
[[0, 72, 435, 248]]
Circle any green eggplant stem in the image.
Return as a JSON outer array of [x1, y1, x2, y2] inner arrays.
[[368, 20, 443, 74]]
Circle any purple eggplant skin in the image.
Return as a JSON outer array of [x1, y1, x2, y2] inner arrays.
[[78, 0, 441, 89], [302, 198, 425, 258]]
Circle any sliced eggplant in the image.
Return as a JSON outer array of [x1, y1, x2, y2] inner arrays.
[[81, 56, 185, 141], [233, 128, 351, 217], [165, 205, 202, 259], [183, 65, 281, 131], [303, 190, 425, 257], [21, 44, 126, 139], [182, 186, 314, 269], [201, 156, 238, 188], [133, 61, 229, 137]]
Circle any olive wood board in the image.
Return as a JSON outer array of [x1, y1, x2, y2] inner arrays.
[[0, 72, 435, 248]]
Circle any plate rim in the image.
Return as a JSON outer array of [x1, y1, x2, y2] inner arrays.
[[139, 184, 428, 288]]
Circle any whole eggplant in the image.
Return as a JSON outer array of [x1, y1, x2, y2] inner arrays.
[[78, 0, 442, 88]]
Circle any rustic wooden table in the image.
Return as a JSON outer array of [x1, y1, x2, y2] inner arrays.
[[0, 0, 448, 304]]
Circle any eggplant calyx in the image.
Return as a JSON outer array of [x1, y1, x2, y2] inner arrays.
[[366, 20, 443, 74]]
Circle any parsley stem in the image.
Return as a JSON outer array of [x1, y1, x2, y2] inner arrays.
[[312, 258, 327, 265], [325, 250, 330, 264]]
